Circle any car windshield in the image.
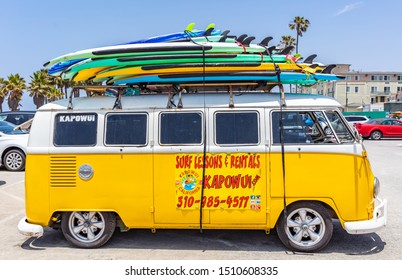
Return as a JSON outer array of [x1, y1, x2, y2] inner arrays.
[[366, 119, 383, 124], [0, 121, 28, 135]]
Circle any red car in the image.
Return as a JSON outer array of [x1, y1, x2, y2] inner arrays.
[[355, 118, 402, 140]]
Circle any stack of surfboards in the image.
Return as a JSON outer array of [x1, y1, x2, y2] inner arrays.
[[44, 23, 343, 88]]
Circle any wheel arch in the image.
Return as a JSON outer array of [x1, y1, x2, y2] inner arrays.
[[273, 199, 340, 228], [49, 210, 126, 230], [1, 146, 26, 162], [1, 147, 26, 171], [275, 199, 336, 252]]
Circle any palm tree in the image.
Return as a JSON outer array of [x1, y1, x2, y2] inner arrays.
[[2, 74, 26, 111], [50, 75, 70, 99], [277, 35, 296, 50], [46, 85, 64, 102], [289, 16, 310, 53], [0, 77, 5, 112], [28, 69, 50, 109]]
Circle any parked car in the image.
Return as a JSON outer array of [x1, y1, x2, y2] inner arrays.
[[355, 118, 402, 140], [389, 111, 402, 119], [344, 115, 370, 125], [0, 111, 35, 125], [0, 120, 29, 171]]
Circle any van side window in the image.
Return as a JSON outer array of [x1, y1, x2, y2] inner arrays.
[[54, 113, 97, 146], [105, 113, 147, 145], [160, 112, 202, 145], [215, 111, 259, 145], [272, 111, 312, 144]]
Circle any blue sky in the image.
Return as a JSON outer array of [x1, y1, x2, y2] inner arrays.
[[1, 0, 401, 110]]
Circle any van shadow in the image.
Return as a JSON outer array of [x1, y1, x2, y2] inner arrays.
[[21, 221, 386, 257]]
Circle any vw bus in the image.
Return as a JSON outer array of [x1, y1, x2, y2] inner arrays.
[[18, 92, 387, 252]]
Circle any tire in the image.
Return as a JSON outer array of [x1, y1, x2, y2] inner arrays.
[[370, 130, 382, 140], [3, 149, 26, 171], [276, 201, 333, 252], [61, 211, 116, 248]]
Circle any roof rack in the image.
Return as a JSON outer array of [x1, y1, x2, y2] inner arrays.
[[66, 82, 279, 109]]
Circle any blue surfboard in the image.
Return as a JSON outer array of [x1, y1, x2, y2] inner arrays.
[[121, 23, 221, 45]]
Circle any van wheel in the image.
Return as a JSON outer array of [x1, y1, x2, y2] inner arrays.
[[370, 130, 382, 140], [3, 149, 25, 171], [61, 211, 116, 248], [276, 202, 333, 252]]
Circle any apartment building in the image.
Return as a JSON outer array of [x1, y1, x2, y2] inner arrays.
[[304, 64, 402, 111]]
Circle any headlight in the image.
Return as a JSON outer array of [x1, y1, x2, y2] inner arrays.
[[374, 177, 380, 197]]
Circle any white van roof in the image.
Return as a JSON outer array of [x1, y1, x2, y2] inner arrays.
[[38, 93, 341, 111]]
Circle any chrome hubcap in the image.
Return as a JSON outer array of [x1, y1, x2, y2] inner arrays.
[[68, 212, 105, 243], [5, 152, 23, 170], [285, 208, 325, 247]]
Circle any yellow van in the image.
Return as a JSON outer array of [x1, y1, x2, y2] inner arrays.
[[18, 91, 387, 252]]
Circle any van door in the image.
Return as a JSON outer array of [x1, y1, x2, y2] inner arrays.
[[268, 109, 364, 223], [206, 108, 267, 226], [153, 109, 208, 225]]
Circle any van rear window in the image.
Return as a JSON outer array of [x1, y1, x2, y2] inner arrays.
[[160, 112, 202, 145], [54, 113, 97, 146], [105, 113, 147, 145]]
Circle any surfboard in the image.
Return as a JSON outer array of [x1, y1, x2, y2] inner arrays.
[[44, 41, 267, 70], [120, 23, 222, 44], [48, 36, 239, 75], [78, 62, 323, 83], [60, 53, 293, 81], [44, 27, 340, 89], [48, 35, 240, 75], [110, 71, 343, 85]]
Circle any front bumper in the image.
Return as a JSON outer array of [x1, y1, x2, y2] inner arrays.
[[344, 197, 387, 234], [17, 217, 44, 237]]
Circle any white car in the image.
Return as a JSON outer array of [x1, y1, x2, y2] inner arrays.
[[0, 120, 29, 171], [344, 115, 370, 125]]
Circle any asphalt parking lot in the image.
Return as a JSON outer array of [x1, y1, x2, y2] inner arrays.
[[0, 140, 401, 260]]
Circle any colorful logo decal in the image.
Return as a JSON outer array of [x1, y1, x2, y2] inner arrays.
[[176, 170, 201, 195], [182, 173, 197, 191]]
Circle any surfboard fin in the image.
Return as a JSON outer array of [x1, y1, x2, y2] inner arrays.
[[321, 64, 336, 74], [185, 22, 196, 32], [204, 27, 215, 36], [278, 46, 294, 55], [242, 36, 255, 47], [219, 35, 228, 42], [303, 54, 317, 64], [259, 36, 273, 47], [236, 34, 248, 43], [221, 30, 231, 36], [265, 46, 277, 56], [205, 23, 215, 31]]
